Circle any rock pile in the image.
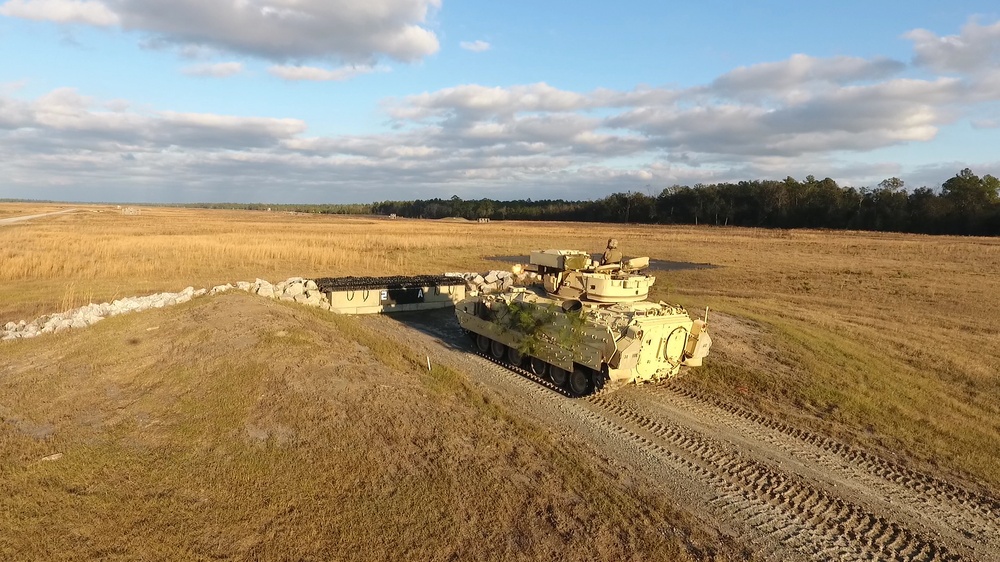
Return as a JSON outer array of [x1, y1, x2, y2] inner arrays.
[[0, 277, 342, 342], [249, 277, 331, 310], [1, 272, 533, 343], [445, 269, 538, 294], [1, 286, 208, 341]]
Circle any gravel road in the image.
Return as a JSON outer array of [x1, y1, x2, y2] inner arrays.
[[363, 310, 999, 562], [0, 209, 77, 226]]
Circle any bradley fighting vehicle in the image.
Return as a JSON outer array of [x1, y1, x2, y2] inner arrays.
[[455, 249, 712, 396]]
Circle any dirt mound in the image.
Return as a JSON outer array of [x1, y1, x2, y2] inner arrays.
[[0, 293, 723, 561]]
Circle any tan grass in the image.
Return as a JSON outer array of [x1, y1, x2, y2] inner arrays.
[[0, 293, 726, 561], [1, 206, 999, 492]]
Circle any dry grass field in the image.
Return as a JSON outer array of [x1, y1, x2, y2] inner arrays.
[[2, 294, 730, 560], [1, 203, 999, 557]]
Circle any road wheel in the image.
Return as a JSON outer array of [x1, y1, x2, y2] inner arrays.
[[490, 339, 507, 360], [549, 365, 569, 387], [567, 368, 593, 397], [529, 357, 547, 377], [507, 347, 524, 366], [476, 334, 491, 353]]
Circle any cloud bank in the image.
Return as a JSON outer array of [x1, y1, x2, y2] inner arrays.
[[2, 17, 1000, 202], [0, 0, 441, 65]]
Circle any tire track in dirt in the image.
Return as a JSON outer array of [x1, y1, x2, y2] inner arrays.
[[652, 383, 1000, 523], [587, 394, 961, 562], [634, 383, 1000, 549], [366, 313, 992, 561], [474, 346, 975, 559], [0, 209, 77, 226]]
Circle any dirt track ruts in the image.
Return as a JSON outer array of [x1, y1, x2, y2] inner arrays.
[[364, 311, 999, 562], [0, 209, 77, 226]]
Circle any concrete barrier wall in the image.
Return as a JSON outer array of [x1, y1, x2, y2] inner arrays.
[[327, 283, 466, 314]]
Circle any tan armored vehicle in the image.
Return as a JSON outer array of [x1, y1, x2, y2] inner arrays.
[[455, 248, 712, 396]]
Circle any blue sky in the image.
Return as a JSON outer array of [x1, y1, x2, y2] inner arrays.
[[1, 0, 999, 203]]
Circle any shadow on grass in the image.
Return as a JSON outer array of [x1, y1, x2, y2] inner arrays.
[[380, 307, 473, 353], [380, 307, 570, 398]]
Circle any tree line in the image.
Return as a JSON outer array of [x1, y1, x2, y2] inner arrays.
[[165, 167, 999, 235], [371, 168, 1000, 236]]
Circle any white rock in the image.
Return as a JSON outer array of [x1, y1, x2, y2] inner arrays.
[[305, 279, 318, 291], [285, 283, 305, 298], [287, 277, 304, 284], [210, 284, 231, 295], [257, 285, 275, 299], [236, 281, 252, 291]]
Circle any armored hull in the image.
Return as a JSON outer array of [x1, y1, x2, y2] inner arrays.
[[455, 249, 711, 397]]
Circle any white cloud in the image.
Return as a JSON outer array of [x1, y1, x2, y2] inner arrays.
[[389, 82, 589, 121], [0, 79, 29, 94], [267, 64, 383, 82], [6, 18, 1000, 202], [0, 87, 304, 149], [460, 40, 490, 52], [971, 118, 1000, 129], [0, 0, 440, 63], [155, 112, 306, 148], [713, 54, 906, 95], [0, 0, 119, 26], [907, 19, 1000, 73], [181, 62, 244, 78]]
